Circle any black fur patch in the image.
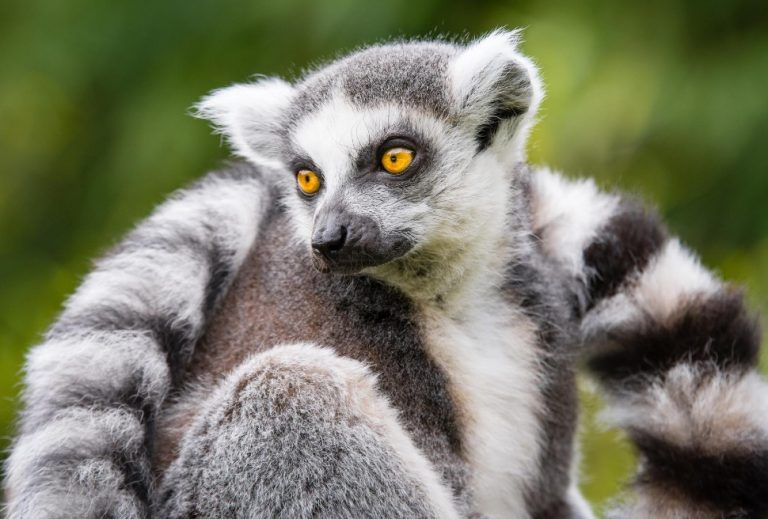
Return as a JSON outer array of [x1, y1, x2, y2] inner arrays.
[[114, 447, 151, 507], [153, 317, 197, 385], [632, 431, 768, 516], [475, 105, 525, 152], [588, 289, 762, 385], [583, 199, 667, 310], [202, 242, 234, 319], [475, 63, 533, 151]]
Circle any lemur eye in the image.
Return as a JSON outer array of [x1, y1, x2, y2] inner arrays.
[[297, 170, 321, 196], [381, 147, 414, 175]]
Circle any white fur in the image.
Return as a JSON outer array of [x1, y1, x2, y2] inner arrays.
[[607, 492, 720, 519], [582, 239, 720, 337], [449, 29, 544, 165], [5, 407, 146, 519], [450, 30, 525, 109], [568, 485, 597, 519], [290, 94, 365, 194], [21, 331, 169, 434], [422, 298, 543, 519], [602, 365, 768, 454], [369, 148, 530, 309], [195, 78, 295, 170], [568, 433, 597, 519], [287, 93, 455, 245], [530, 167, 620, 279], [631, 239, 719, 321]]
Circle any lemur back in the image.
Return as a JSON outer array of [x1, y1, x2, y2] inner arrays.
[[5, 30, 768, 519]]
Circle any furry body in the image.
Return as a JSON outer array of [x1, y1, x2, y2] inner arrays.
[[5, 31, 768, 518], [153, 171, 576, 517]]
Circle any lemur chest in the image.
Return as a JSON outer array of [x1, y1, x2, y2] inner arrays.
[[421, 300, 543, 518]]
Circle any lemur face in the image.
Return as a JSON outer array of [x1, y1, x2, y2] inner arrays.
[[286, 95, 446, 273], [197, 30, 542, 276]]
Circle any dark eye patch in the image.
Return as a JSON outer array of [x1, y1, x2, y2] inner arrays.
[[287, 154, 319, 177], [352, 124, 430, 181], [354, 136, 417, 172]]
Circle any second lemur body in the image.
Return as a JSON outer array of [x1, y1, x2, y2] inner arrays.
[[6, 31, 768, 519]]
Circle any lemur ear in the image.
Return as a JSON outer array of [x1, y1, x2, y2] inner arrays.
[[194, 77, 295, 168], [449, 30, 543, 160]]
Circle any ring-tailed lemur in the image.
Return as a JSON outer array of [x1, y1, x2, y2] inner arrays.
[[4, 30, 768, 519]]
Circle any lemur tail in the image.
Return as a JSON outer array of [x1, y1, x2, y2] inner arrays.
[[531, 168, 768, 518], [3, 164, 269, 518], [582, 223, 768, 517]]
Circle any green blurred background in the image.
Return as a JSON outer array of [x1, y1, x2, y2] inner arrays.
[[1, 0, 767, 513]]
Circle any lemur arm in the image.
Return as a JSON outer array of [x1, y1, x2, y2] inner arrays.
[[529, 167, 768, 518], [3, 164, 269, 519]]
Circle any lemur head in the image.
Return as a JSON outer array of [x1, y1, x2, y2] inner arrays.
[[197, 30, 542, 296]]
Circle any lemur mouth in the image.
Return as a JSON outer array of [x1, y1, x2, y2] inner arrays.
[[309, 237, 413, 275]]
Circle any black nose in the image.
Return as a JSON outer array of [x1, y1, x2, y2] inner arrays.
[[312, 224, 347, 260]]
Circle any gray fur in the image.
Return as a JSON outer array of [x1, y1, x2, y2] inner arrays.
[[286, 41, 455, 126], [158, 344, 447, 518]]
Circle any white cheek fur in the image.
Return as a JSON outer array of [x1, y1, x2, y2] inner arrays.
[[285, 95, 466, 246]]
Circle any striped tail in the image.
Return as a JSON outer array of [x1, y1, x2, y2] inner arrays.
[[3, 163, 269, 518], [531, 167, 768, 518]]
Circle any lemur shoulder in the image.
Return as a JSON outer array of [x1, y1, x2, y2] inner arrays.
[[5, 30, 768, 519]]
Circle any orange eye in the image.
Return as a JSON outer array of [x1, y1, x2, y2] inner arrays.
[[381, 147, 414, 175], [297, 169, 321, 195]]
